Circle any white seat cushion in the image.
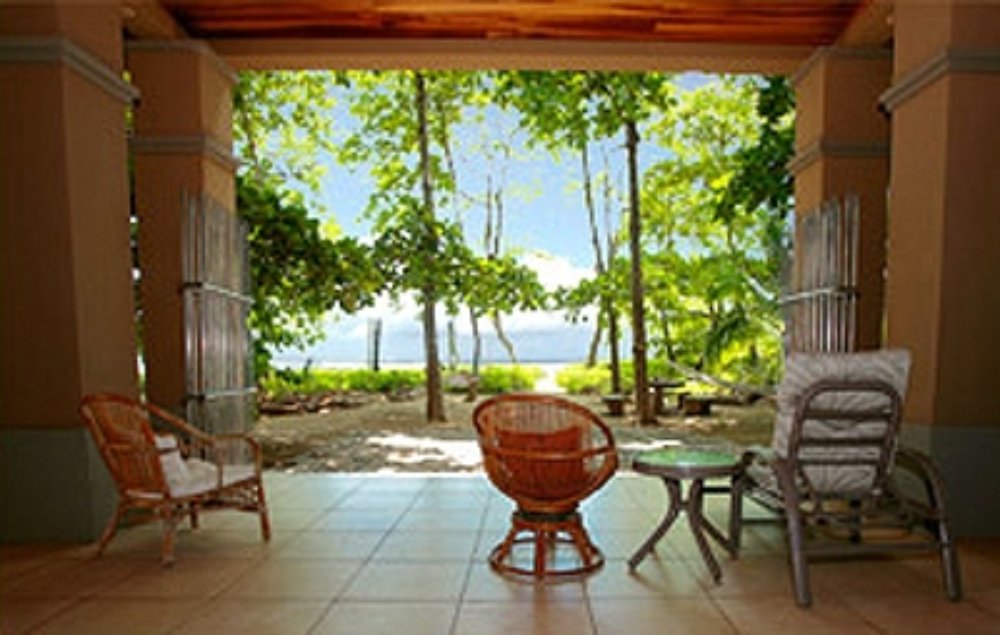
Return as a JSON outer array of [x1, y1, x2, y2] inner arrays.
[[770, 349, 911, 495], [155, 434, 257, 498]]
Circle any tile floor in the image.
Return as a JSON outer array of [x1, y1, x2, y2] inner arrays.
[[2, 472, 1000, 634]]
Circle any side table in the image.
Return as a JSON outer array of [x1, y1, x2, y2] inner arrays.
[[628, 445, 743, 582]]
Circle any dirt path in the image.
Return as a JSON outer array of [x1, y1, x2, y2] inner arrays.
[[252, 392, 775, 473]]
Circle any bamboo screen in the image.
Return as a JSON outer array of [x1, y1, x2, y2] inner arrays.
[[182, 194, 255, 435], [782, 195, 860, 353]]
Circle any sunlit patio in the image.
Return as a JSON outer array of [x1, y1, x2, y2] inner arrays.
[[3, 471, 1000, 635]]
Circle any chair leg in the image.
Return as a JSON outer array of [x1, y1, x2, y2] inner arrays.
[[729, 473, 745, 555], [160, 508, 179, 566], [774, 460, 812, 607], [256, 481, 272, 541], [95, 500, 125, 558], [533, 529, 548, 575]]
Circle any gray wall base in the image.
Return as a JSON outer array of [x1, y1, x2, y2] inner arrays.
[[901, 422, 1000, 537], [0, 427, 115, 543]]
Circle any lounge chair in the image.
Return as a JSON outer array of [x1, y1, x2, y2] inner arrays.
[[732, 349, 961, 606]]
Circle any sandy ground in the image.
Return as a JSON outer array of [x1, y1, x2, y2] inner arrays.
[[252, 391, 776, 473]]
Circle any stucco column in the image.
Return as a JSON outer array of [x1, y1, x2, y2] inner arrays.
[[790, 47, 892, 350], [0, 2, 137, 540], [882, 2, 1000, 534], [128, 41, 238, 413]]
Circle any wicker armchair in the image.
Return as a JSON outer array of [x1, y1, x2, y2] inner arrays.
[[732, 350, 961, 607], [79, 393, 270, 565], [474, 394, 618, 577]]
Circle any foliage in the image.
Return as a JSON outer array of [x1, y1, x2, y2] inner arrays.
[[259, 367, 424, 399], [556, 363, 611, 395], [477, 365, 543, 393], [260, 364, 540, 398], [233, 70, 346, 213], [637, 76, 791, 387], [237, 176, 382, 374]]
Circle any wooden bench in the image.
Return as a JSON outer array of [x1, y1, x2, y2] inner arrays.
[[677, 393, 714, 416], [601, 393, 628, 417]]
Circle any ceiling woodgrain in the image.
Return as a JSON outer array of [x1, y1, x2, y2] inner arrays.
[[158, 1, 868, 47]]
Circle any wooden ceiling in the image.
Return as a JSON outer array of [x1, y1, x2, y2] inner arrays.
[[158, 1, 869, 47]]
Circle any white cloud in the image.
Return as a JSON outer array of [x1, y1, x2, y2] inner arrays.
[[521, 251, 593, 291]]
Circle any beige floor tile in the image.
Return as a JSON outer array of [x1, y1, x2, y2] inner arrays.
[[697, 553, 796, 598], [173, 598, 329, 635], [839, 592, 1000, 634], [462, 565, 587, 603], [395, 508, 485, 531], [811, 558, 946, 599], [270, 530, 386, 559], [590, 597, 737, 635], [715, 595, 879, 635], [97, 558, 256, 599], [585, 559, 708, 599], [221, 558, 362, 599], [373, 529, 479, 561], [0, 598, 78, 635], [971, 587, 1000, 618], [30, 597, 202, 635], [591, 528, 684, 561], [342, 561, 470, 601], [2, 558, 139, 599], [453, 600, 594, 635], [313, 509, 406, 531], [171, 527, 278, 560], [311, 601, 456, 635]]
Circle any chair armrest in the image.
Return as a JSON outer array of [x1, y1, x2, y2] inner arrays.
[[893, 445, 950, 516]]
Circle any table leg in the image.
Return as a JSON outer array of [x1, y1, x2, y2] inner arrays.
[[686, 478, 724, 583], [628, 478, 682, 570]]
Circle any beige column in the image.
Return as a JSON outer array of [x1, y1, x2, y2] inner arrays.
[[0, 2, 137, 540], [128, 41, 238, 412], [882, 1, 1000, 534], [790, 47, 892, 350]]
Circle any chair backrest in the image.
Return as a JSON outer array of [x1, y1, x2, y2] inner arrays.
[[771, 349, 910, 496], [80, 393, 168, 497], [473, 394, 618, 509]]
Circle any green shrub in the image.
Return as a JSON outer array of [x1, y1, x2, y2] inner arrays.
[[260, 366, 424, 397], [478, 365, 542, 393], [556, 364, 611, 394]]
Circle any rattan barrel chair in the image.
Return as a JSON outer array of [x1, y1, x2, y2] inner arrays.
[[473, 393, 618, 578], [80, 393, 270, 565]]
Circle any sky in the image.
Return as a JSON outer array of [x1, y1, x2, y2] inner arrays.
[[274, 72, 714, 368]]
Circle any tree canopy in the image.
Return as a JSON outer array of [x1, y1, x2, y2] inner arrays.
[[233, 70, 794, 410]]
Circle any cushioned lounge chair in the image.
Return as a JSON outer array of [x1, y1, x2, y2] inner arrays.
[[732, 349, 961, 606]]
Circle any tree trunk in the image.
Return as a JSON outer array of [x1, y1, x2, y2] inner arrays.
[[469, 306, 482, 376], [625, 118, 653, 424], [581, 144, 606, 370], [415, 71, 446, 423], [586, 324, 602, 368], [492, 314, 518, 364], [603, 150, 623, 394], [608, 299, 622, 393]]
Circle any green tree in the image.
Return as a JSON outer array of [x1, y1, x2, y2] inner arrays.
[[237, 176, 382, 375], [495, 72, 626, 393], [640, 76, 790, 386], [233, 71, 389, 375]]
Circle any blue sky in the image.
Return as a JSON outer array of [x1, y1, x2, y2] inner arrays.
[[275, 72, 715, 367]]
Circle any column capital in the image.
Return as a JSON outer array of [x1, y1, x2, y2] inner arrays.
[[881, 48, 1000, 112], [0, 36, 138, 103]]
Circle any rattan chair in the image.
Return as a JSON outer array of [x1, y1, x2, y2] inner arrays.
[[732, 350, 961, 607], [473, 393, 618, 577], [80, 393, 270, 565]]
